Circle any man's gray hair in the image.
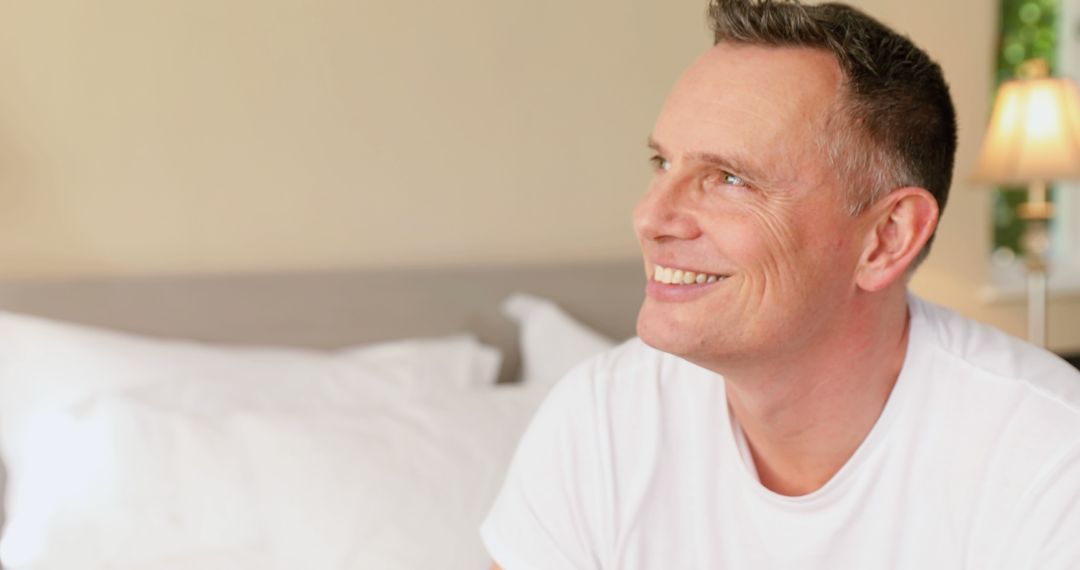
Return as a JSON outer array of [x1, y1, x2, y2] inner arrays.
[[709, 0, 957, 264]]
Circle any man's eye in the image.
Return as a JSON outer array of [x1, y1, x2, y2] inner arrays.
[[649, 155, 671, 172], [722, 172, 745, 186], [704, 171, 748, 191]]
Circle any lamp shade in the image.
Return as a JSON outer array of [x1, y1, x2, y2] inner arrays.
[[971, 76, 1080, 184]]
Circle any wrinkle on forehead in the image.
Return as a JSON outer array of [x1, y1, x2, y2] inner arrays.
[[656, 43, 845, 191]]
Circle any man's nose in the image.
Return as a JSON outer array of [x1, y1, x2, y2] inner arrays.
[[633, 180, 701, 242]]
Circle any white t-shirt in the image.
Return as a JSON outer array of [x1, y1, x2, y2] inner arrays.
[[480, 295, 1080, 569]]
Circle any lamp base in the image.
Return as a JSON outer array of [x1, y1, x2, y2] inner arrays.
[[1020, 182, 1051, 347], [1026, 269, 1047, 348]]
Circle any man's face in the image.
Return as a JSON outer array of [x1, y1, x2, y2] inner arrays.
[[634, 43, 867, 368]]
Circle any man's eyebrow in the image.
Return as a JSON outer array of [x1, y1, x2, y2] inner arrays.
[[646, 136, 767, 184]]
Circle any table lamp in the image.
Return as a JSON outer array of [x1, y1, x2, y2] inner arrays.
[[971, 58, 1080, 347]]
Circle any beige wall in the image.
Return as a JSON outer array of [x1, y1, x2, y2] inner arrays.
[[1, 0, 1078, 351], [0, 0, 701, 276]]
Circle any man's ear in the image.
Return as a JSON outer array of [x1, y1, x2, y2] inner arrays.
[[855, 187, 939, 292]]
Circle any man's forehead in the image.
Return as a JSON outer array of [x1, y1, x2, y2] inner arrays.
[[652, 42, 845, 183]]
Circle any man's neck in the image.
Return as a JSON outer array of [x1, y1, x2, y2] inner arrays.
[[720, 291, 911, 496]]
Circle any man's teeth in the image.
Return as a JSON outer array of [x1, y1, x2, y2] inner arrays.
[[652, 265, 724, 285]]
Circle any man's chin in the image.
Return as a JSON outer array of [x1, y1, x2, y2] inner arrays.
[[636, 303, 742, 368], [637, 331, 681, 356], [636, 309, 697, 359]]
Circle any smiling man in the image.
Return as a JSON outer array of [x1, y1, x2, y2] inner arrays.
[[481, 1, 1080, 568]]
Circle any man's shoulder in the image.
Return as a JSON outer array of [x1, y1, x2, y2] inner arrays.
[[567, 336, 718, 387], [876, 298, 1080, 554], [541, 337, 717, 419], [910, 294, 1080, 413], [546, 337, 663, 401]]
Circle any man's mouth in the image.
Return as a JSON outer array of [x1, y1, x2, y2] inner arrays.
[[651, 264, 729, 285]]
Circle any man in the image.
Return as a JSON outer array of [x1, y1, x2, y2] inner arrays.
[[483, 0, 1080, 568]]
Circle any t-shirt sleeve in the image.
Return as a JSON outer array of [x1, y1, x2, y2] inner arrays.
[[480, 360, 610, 570], [999, 444, 1080, 570]]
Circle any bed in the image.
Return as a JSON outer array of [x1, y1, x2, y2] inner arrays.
[[0, 260, 645, 570]]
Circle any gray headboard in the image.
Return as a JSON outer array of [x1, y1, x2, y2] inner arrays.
[[0, 259, 645, 353]]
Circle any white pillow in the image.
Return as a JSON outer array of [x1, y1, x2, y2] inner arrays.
[[502, 294, 615, 390], [0, 312, 500, 406], [0, 395, 268, 569], [0, 380, 540, 570], [232, 387, 539, 568], [0, 311, 504, 569]]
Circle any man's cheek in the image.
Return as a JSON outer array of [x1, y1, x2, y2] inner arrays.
[[747, 206, 800, 252]]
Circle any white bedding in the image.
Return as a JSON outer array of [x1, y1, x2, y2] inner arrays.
[[0, 295, 614, 570]]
